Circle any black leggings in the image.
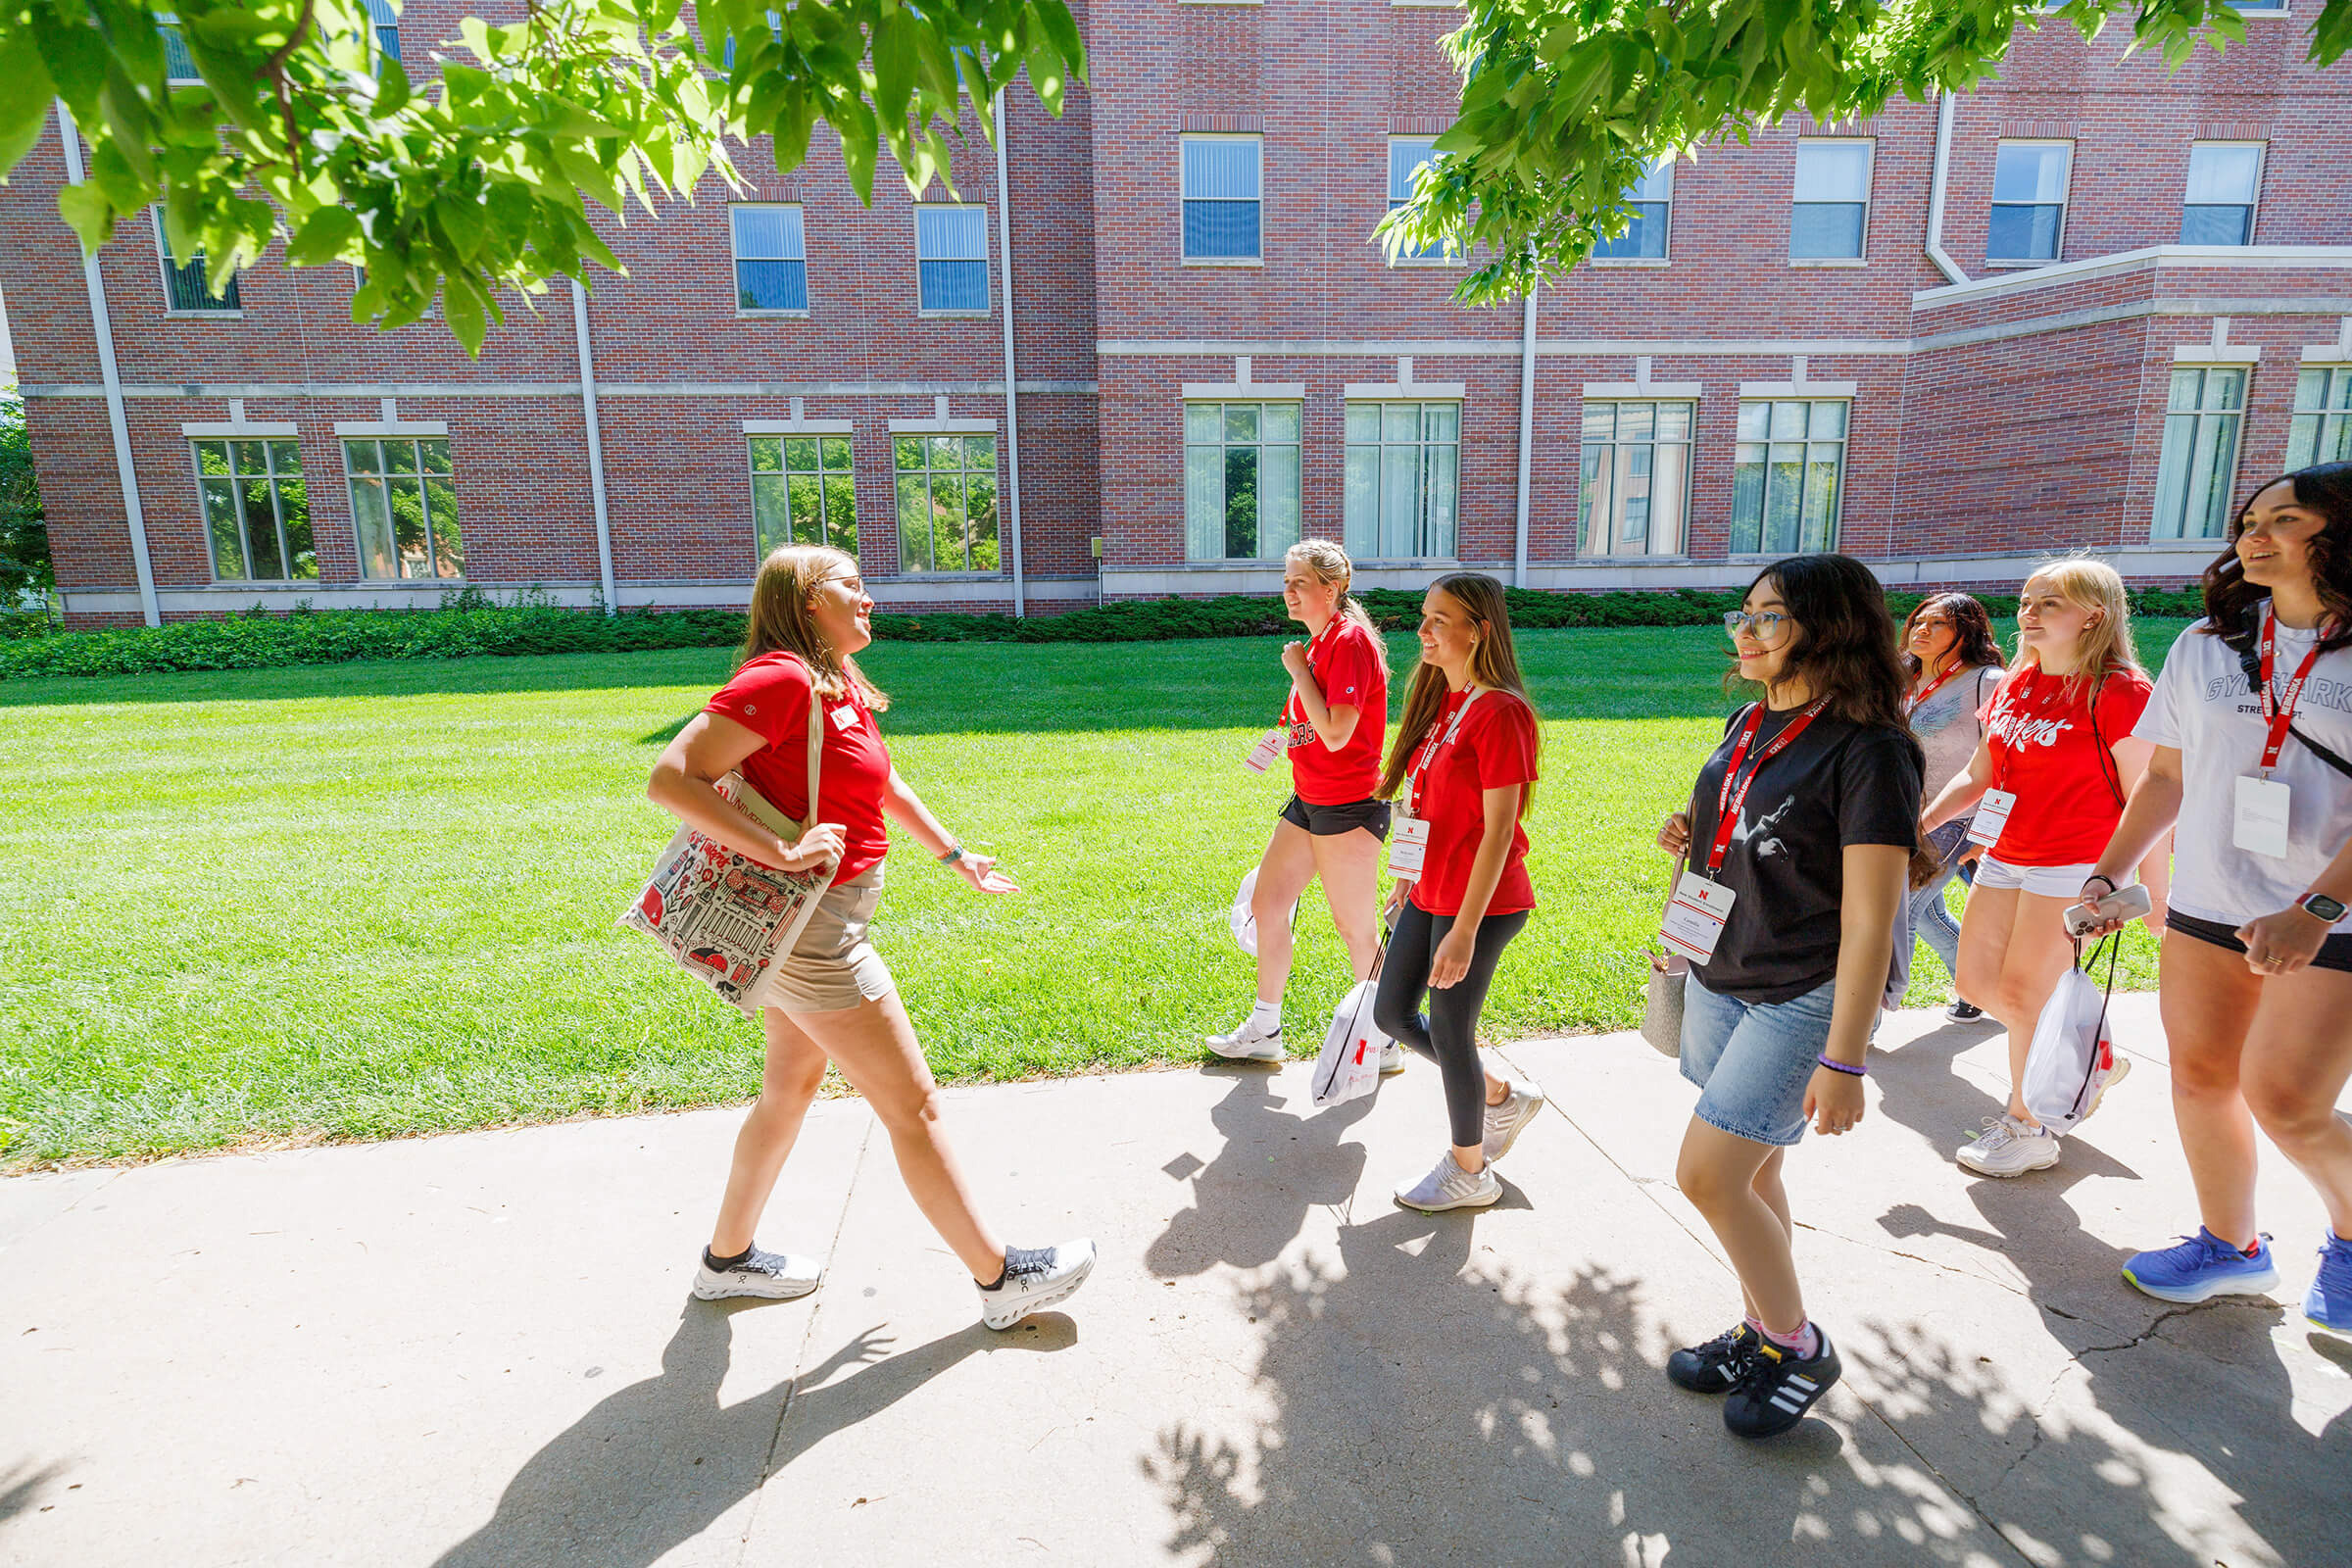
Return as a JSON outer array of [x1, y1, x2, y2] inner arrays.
[[1372, 902, 1531, 1149]]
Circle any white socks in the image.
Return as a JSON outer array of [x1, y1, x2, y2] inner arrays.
[[1249, 1000, 1282, 1031]]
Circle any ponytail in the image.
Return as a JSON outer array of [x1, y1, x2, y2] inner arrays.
[[1286, 539, 1388, 674]]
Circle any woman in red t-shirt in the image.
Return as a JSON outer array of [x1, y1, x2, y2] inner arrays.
[[646, 545, 1093, 1329], [1207, 540, 1394, 1062], [1920, 558, 2159, 1179], [1368, 572, 1545, 1212]]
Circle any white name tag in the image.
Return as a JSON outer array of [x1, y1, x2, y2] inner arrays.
[[1967, 788, 2017, 850], [2233, 774, 2292, 858], [1244, 729, 1284, 773], [1661, 872, 1739, 963], [1387, 815, 1431, 879], [829, 703, 859, 731]]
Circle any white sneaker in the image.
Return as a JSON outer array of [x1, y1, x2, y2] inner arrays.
[[1956, 1114, 2060, 1178], [1380, 1041, 1406, 1075], [2081, 1054, 2132, 1122], [978, 1240, 1097, 1330], [1206, 1011, 1283, 1061], [1394, 1154, 1502, 1212], [692, 1247, 823, 1300], [1482, 1083, 1545, 1164]]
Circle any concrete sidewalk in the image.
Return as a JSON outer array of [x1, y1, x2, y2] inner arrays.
[[4, 998, 2349, 1568]]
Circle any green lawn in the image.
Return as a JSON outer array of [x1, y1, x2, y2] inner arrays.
[[0, 623, 2185, 1167]]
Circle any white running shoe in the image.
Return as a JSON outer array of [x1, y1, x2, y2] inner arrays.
[[1206, 1011, 1283, 1061], [1482, 1083, 1545, 1164], [978, 1240, 1098, 1330], [1956, 1114, 2060, 1178], [692, 1247, 823, 1301], [1394, 1154, 1502, 1212], [1380, 1041, 1406, 1075], [2081, 1054, 2132, 1122]]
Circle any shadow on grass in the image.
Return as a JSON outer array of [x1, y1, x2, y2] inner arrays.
[[431, 1299, 1075, 1568]]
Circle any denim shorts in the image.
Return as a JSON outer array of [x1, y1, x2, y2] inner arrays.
[[1679, 974, 1838, 1148]]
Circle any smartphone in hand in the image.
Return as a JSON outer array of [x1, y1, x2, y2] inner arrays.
[[2063, 883, 2153, 938]]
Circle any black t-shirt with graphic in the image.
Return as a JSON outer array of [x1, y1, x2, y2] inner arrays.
[[1683, 705, 1925, 1004]]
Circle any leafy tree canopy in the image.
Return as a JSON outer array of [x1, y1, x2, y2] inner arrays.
[[0, 0, 1084, 350], [1385, 0, 2351, 302]]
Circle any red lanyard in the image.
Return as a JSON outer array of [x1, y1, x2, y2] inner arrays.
[[1703, 699, 1828, 874], [1286, 619, 1339, 724], [1906, 662, 1964, 714], [2259, 607, 2330, 774], [1405, 687, 1480, 813]]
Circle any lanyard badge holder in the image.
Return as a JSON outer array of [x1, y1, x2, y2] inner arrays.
[[1660, 700, 1827, 963], [1969, 668, 2044, 851], [2236, 607, 2326, 858], [1387, 688, 1481, 881]]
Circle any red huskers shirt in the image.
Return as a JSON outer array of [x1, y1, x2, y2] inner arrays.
[[1286, 616, 1390, 806], [704, 653, 894, 882], [1979, 662, 2153, 867], [1404, 687, 1542, 918]]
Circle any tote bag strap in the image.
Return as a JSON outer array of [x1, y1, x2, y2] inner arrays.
[[790, 652, 828, 838]]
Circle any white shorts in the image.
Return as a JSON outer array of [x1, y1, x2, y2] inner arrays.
[[1973, 855, 2097, 900]]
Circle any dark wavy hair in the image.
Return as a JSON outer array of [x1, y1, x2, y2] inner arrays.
[[1736, 555, 1917, 734], [1899, 592, 2007, 680], [2199, 463, 2352, 654]]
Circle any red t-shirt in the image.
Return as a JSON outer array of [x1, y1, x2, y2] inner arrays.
[[1286, 616, 1390, 806], [703, 653, 894, 882], [1403, 687, 1541, 918], [1979, 662, 2154, 866]]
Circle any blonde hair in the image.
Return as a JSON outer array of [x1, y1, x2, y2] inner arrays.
[[2018, 557, 2140, 695], [1377, 572, 1540, 816], [737, 545, 890, 711], [1285, 539, 1388, 673]]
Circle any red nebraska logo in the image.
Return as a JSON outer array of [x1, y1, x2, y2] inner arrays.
[[640, 886, 665, 925]]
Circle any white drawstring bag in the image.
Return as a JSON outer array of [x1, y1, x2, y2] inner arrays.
[[1311, 923, 1394, 1109], [1229, 867, 1300, 957], [2021, 938, 2123, 1135]]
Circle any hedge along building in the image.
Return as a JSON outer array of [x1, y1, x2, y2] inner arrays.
[[2, 3, 2349, 630]]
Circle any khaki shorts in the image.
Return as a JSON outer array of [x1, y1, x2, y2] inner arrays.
[[758, 865, 897, 1014]]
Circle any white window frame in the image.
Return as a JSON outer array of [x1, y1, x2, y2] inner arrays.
[[156, 13, 202, 84], [731, 203, 810, 317], [1185, 399, 1301, 562], [2181, 141, 2266, 248], [1180, 134, 1264, 266], [1985, 139, 2074, 268], [1385, 136, 1449, 267], [1577, 401, 1695, 557], [1592, 157, 1676, 267], [153, 209, 240, 315], [189, 435, 316, 583], [1730, 398, 1851, 554], [911, 202, 990, 317], [1343, 400, 1461, 561], [2288, 364, 2352, 470], [1789, 137, 1874, 266], [2151, 366, 2249, 542]]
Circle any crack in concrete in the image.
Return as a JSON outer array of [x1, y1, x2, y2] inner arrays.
[[1790, 1217, 2034, 1300], [2074, 1297, 2260, 1356]]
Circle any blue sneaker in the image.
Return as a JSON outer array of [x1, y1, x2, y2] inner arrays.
[[2306, 1233, 2352, 1334], [2121, 1228, 2279, 1304]]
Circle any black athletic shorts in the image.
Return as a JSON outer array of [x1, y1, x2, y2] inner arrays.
[[2165, 909, 2352, 973], [1279, 795, 1392, 841]]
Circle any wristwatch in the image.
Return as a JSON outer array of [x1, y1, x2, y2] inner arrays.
[[2297, 891, 2347, 923], [938, 844, 965, 866]]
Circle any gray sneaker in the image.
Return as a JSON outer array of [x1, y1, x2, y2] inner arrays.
[[1956, 1114, 2060, 1178], [692, 1247, 822, 1301], [1206, 1012, 1283, 1062], [1394, 1154, 1502, 1212], [1380, 1040, 1406, 1075], [1482, 1083, 1544, 1164], [978, 1239, 1098, 1330]]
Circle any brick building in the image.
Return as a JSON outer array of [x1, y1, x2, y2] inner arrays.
[[4, 3, 2350, 628]]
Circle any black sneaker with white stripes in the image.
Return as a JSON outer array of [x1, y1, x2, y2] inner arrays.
[[1722, 1326, 1841, 1439], [1666, 1322, 1758, 1394]]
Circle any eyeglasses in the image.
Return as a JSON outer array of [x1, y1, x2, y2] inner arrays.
[[1723, 610, 1791, 644]]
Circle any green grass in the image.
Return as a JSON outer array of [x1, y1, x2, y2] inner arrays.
[[0, 623, 2187, 1168]]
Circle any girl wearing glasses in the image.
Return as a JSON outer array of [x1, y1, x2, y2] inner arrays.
[[1654, 555, 1922, 1438], [1919, 559, 2156, 1179], [1896, 595, 2007, 1019], [2073, 465, 2352, 1332], [646, 545, 1095, 1329]]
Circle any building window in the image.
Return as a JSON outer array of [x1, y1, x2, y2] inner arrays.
[[1578, 403, 1692, 556], [1182, 135, 1262, 261], [2181, 143, 2263, 246], [1731, 400, 1848, 553], [2225, 0, 2288, 12], [154, 210, 239, 312], [1790, 139, 1872, 260], [913, 204, 988, 313], [751, 434, 857, 558], [1594, 158, 1675, 262], [719, 10, 784, 69], [366, 0, 400, 62], [2288, 367, 2352, 470], [1344, 402, 1459, 559], [1987, 141, 2071, 264], [194, 438, 314, 581], [157, 13, 201, 83], [2151, 368, 2247, 541], [346, 436, 466, 579], [1386, 136, 1441, 262], [732, 205, 808, 312], [1186, 402, 1299, 561], [895, 434, 998, 571]]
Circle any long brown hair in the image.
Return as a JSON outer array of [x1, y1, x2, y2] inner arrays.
[[736, 545, 890, 711], [2199, 463, 2352, 654], [1377, 572, 1540, 817], [1899, 592, 2006, 681], [1287, 538, 1389, 674], [1740, 555, 1915, 732]]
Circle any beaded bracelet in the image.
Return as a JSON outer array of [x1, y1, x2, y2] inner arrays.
[[1816, 1055, 1867, 1077]]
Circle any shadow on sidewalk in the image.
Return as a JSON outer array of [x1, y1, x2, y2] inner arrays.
[[1147, 1070, 1373, 1278], [433, 1300, 1073, 1568]]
